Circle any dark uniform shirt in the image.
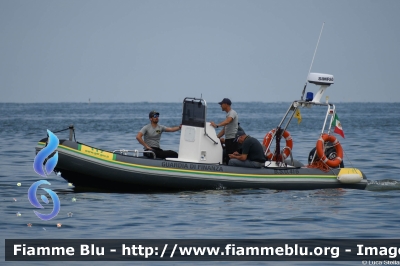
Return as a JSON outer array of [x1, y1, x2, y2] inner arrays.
[[241, 136, 266, 162]]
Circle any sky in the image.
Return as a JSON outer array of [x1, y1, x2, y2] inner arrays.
[[1, 0, 399, 103]]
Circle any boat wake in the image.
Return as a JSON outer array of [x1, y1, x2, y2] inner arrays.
[[366, 179, 400, 191]]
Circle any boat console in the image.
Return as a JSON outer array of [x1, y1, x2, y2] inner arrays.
[[166, 98, 223, 164]]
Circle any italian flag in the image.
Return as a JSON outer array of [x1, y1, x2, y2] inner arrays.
[[331, 113, 345, 138]]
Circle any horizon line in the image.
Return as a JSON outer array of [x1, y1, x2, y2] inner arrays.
[[0, 101, 399, 104]]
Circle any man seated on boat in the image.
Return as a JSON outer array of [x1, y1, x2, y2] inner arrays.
[[136, 110, 181, 159], [228, 132, 266, 168]]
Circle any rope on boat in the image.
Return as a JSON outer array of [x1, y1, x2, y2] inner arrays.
[[307, 138, 334, 172], [52, 127, 70, 133], [307, 140, 342, 177], [307, 160, 331, 172], [51, 125, 76, 142], [342, 147, 356, 170]]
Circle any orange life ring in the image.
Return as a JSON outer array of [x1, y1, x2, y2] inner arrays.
[[263, 129, 293, 160], [315, 133, 343, 168]]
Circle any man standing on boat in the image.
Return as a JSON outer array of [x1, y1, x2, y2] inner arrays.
[[228, 132, 266, 168], [136, 110, 181, 159], [210, 98, 238, 164]]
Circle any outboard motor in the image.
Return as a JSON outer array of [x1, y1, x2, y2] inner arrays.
[[308, 143, 344, 168]]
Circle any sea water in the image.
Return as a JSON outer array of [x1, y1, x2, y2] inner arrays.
[[1, 102, 400, 265]]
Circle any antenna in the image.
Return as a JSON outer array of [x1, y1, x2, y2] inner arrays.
[[300, 22, 325, 100]]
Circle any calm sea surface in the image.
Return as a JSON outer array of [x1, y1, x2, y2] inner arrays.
[[1, 102, 400, 265]]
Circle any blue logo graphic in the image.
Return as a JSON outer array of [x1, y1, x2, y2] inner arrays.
[[28, 180, 60, 221], [33, 129, 59, 177], [30, 130, 60, 220]]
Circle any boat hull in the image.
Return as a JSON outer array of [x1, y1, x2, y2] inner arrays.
[[36, 140, 368, 191]]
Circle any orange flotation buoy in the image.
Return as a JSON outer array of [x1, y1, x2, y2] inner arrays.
[[315, 133, 343, 168], [263, 128, 293, 160]]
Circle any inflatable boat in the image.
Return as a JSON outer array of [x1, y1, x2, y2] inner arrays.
[[35, 73, 367, 191]]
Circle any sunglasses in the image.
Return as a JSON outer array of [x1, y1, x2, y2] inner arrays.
[[152, 114, 159, 118]]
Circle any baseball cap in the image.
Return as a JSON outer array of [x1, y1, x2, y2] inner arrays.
[[149, 110, 160, 118], [218, 98, 232, 105], [234, 131, 246, 142]]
